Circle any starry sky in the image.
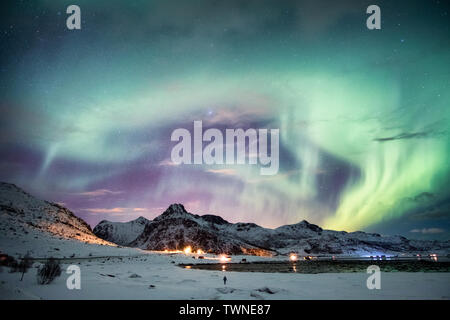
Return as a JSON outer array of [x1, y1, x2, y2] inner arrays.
[[1, 0, 449, 240]]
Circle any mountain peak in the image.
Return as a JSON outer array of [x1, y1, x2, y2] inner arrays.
[[201, 214, 229, 225], [275, 219, 323, 233], [154, 203, 190, 221], [165, 203, 187, 214], [297, 220, 322, 231], [134, 216, 150, 224], [0, 181, 19, 189]]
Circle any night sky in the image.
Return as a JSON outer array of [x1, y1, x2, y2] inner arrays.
[[1, 0, 449, 240]]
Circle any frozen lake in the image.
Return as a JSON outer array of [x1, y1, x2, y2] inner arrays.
[[181, 259, 450, 273]]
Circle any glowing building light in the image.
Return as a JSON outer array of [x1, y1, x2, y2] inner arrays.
[[184, 246, 192, 254], [289, 254, 297, 261]]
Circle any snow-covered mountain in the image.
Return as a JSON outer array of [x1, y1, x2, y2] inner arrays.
[[128, 204, 273, 255], [95, 203, 450, 256], [0, 182, 112, 247], [93, 216, 151, 246], [1, 181, 448, 257]]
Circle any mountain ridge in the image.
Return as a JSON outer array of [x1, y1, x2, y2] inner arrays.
[[1, 182, 448, 257], [0, 182, 113, 247], [94, 203, 450, 256]]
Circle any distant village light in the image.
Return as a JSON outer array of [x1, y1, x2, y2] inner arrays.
[[289, 254, 297, 261], [184, 246, 192, 254]]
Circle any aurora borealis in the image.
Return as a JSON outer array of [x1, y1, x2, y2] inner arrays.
[[1, 0, 449, 240]]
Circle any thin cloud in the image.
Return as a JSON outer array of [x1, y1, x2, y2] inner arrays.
[[157, 159, 180, 167], [206, 168, 238, 176], [72, 189, 124, 197], [81, 207, 127, 214], [410, 228, 444, 234], [81, 207, 153, 216], [373, 131, 438, 142]]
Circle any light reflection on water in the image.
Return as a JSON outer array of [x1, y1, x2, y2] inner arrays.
[[181, 256, 450, 274]]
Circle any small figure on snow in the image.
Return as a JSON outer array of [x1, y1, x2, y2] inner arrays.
[[223, 276, 227, 285]]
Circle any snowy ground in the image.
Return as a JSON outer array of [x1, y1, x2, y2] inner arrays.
[[1, 228, 449, 300], [1, 250, 449, 300]]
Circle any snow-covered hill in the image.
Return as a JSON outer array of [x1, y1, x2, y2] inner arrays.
[[95, 203, 450, 256], [0, 182, 130, 258], [93, 216, 151, 246]]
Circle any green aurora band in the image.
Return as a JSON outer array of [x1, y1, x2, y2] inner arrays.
[[1, 0, 449, 234]]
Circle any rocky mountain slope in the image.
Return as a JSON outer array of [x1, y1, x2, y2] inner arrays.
[[95, 203, 450, 256], [0, 182, 112, 247], [129, 204, 272, 255]]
